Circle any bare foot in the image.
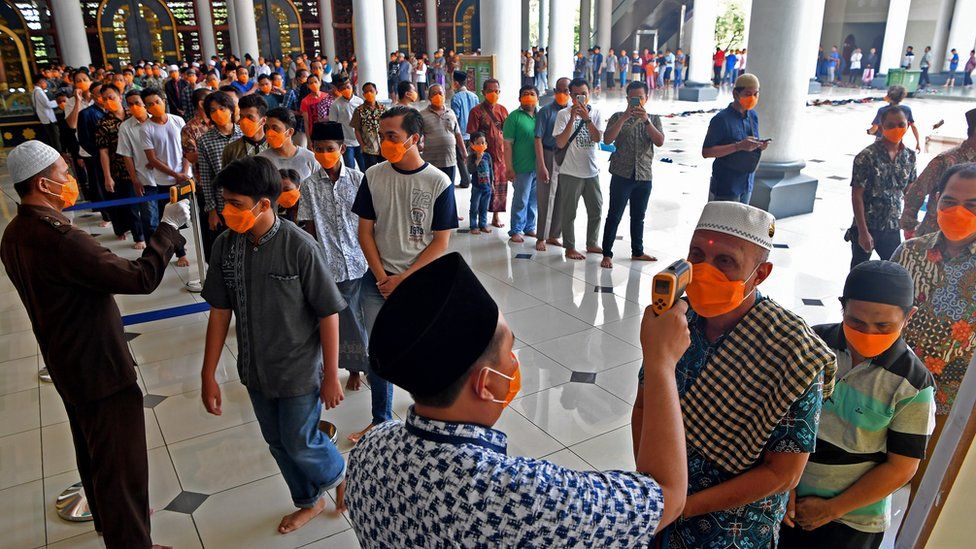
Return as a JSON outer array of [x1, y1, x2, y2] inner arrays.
[[98, 221, 111, 228], [470, 228, 481, 235], [176, 256, 190, 267], [334, 480, 347, 513], [491, 215, 505, 228], [117, 233, 127, 241], [546, 238, 563, 247], [600, 256, 613, 268], [277, 498, 325, 534], [480, 226, 493, 234], [585, 246, 603, 254], [133, 241, 147, 250], [510, 234, 524, 243], [535, 240, 547, 251], [525, 231, 537, 237], [345, 372, 362, 391], [565, 249, 585, 260], [347, 424, 376, 444], [632, 254, 658, 262]]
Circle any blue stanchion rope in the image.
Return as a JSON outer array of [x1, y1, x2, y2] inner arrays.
[[65, 193, 164, 212], [122, 302, 209, 326]]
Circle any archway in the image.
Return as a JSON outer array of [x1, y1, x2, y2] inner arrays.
[[395, 0, 411, 53], [97, 0, 180, 66], [255, 0, 304, 60], [453, 0, 480, 53]]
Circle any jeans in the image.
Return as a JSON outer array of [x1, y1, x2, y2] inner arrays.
[[559, 173, 603, 251], [343, 145, 365, 171], [850, 226, 901, 269], [708, 189, 753, 205], [536, 71, 547, 92], [509, 171, 538, 236], [361, 271, 394, 425], [470, 183, 492, 229], [601, 174, 652, 258], [150, 185, 186, 257], [919, 66, 930, 87], [620, 70, 627, 87], [965, 70, 974, 86], [248, 389, 346, 508], [674, 67, 683, 87]]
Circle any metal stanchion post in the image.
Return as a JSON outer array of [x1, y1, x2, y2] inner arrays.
[[183, 182, 207, 293], [56, 481, 93, 522]]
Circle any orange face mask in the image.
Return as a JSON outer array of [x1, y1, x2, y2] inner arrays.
[[259, 84, 272, 93], [129, 104, 147, 120], [405, 91, 418, 102], [937, 205, 976, 241], [843, 323, 900, 359], [481, 353, 521, 407], [520, 95, 538, 109], [278, 188, 300, 209], [315, 150, 341, 169], [340, 88, 353, 100], [430, 94, 444, 107], [76, 80, 91, 92], [471, 143, 488, 153], [237, 74, 249, 84], [239, 117, 261, 138], [308, 82, 320, 94], [554, 92, 570, 106], [883, 126, 907, 143], [738, 95, 758, 110], [105, 99, 122, 112], [363, 91, 377, 102], [210, 108, 231, 126], [685, 261, 762, 318], [147, 103, 166, 119], [484, 91, 499, 104], [265, 128, 288, 149], [222, 201, 263, 233], [380, 137, 413, 163], [41, 175, 80, 208]]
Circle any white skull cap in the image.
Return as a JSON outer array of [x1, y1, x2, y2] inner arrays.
[[7, 140, 61, 183], [694, 201, 776, 250]]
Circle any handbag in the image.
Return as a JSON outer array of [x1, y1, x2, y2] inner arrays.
[[554, 121, 586, 167]]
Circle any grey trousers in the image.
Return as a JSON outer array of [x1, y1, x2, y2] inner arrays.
[[537, 148, 563, 240], [559, 173, 603, 251]]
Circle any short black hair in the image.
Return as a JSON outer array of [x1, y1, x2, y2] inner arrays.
[[266, 106, 296, 129], [396, 80, 414, 98], [333, 75, 349, 87], [453, 70, 467, 85], [936, 162, 976, 195], [238, 93, 268, 116], [101, 84, 122, 96], [13, 162, 59, 198], [257, 74, 271, 82], [519, 84, 538, 96], [191, 87, 211, 107], [880, 105, 908, 125], [124, 89, 141, 100], [380, 105, 424, 136], [218, 84, 239, 97], [887, 85, 907, 103], [139, 87, 163, 102], [215, 156, 281, 202], [470, 130, 486, 141], [569, 77, 589, 92], [362, 81, 376, 92], [203, 90, 235, 116], [279, 168, 300, 183], [626, 80, 649, 94], [482, 78, 499, 90]]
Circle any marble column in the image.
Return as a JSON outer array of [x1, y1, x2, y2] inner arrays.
[[234, 0, 261, 60], [354, 0, 389, 99], [320, 0, 336, 62], [522, 0, 531, 50], [51, 0, 92, 67], [383, 0, 399, 54], [425, 0, 439, 57], [946, 0, 976, 71], [929, 0, 955, 73], [538, 0, 549, 50], [878, 0, 910, 74], [579, 0, 592, 52], [481, 0, 521, 106], [747, 0, 827, 218], [194, 0, 217, 60], [227, 0, 241, 57], [677, 0, 718, 101], [548, 0, 574, 88], [595, 0, 612, 50]]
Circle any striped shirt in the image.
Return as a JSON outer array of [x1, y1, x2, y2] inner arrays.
[[798, 323, 935, 533]]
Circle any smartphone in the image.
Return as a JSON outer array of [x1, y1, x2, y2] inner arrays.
[[760, 138, 773, 144], [576, 94, 586, 105], [628, 97, 641, 108]]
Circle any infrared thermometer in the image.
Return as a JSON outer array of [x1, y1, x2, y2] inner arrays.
[[651, 260, 692, 316]]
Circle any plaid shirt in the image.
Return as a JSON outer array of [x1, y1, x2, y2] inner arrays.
[[283, 88, 300, 111], [179, 81, 195, 118], [197, 125, 242, 212]]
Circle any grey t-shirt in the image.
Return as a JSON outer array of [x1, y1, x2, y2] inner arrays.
[[202, 217, 346, 398], [258, 146, 319, 183]]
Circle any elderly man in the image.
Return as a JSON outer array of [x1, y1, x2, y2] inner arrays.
[[346, 252, 689, 547], [420, 83, 466, 182], [633, 201, 836, 548], [901, 108, 976, 238], [1, 141, 189, 549], [893, 162, 976, 501]]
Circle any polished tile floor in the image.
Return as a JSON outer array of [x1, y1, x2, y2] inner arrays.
[[1, 86, 973, 548]]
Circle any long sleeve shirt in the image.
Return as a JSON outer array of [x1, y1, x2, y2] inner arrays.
[[33, 86, 57, 124]]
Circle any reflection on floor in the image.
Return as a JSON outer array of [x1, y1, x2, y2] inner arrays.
[[0, 86, 972, 548]]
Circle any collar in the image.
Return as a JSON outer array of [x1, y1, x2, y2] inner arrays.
[[18, 203, 69, 224], [725, 103, 748, 119], [243, 135, 266, 147], [251, 215, 281, 246], [927, 231, 976, 256], [405, 407, 508, 454], [314, 161, 348, 183]]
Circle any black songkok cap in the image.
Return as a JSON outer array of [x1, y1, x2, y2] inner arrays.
[[966, 107, 976, 136], [368, 253, 500, 398], [843, 260, 915, 309], [311, 121, 344, 142]]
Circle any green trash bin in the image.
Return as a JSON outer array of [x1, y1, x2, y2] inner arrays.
[[885, 68, 920, 93], [886, 68, 905, 86]]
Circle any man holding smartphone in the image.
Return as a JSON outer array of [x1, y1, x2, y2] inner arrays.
[[701, 73, 768, 204]]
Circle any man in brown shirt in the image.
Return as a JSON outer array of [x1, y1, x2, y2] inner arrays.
[[1, 140, 189, 549]]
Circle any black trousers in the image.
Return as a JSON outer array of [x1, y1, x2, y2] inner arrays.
[[363, 153, 383, 169], [39, 122, 63, 152], [65, 384, 151, 549], [779, 521, 883, 549], [850, 225, 901, 270], [456, 140, 471, 187], [198, 197, 225, 266], [82, 156, 111, 222]]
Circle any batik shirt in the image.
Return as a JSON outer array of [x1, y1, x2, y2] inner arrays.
[[94, 114, 129, 182], [900, 141, 976, 236], [851, 140, 917, 231], [297, 162, 368, 282], [350, 103, 385, 155], [893, 232, 976, 415], [346, 409, 665, 548]]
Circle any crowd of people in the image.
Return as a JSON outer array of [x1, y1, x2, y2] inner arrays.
[[6, 43, 976, 549], [816, 43, 976, 89]]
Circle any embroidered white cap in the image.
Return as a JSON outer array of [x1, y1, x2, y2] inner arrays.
[[7, 140, 61, 184], [694, 202, 776, 250], [167, 64, 179, 72]]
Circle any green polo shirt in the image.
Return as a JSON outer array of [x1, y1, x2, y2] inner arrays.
[[502, 107, 538, 174]]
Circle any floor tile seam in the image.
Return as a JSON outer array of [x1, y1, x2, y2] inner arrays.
[[504, 402, 571, 456], [528, 332, 641, 375], [162, 418, 261, 448], [567, 423, 634, 451], [295, 526, 356, 548]]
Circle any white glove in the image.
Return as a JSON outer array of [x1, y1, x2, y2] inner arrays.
[[161, 199, 191, 230]]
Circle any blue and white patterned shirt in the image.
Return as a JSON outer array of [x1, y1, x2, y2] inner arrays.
[[347, 409, 665, 548]]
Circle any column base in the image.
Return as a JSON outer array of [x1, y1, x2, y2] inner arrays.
[[678, 81, 719, 102], [808, 78, 822, 94], [871, 75, 889, 89], [750, 161, 818, 219]]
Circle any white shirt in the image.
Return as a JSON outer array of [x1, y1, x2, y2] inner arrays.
[[415, 64, 428, 84], [552, 105, 605, 179], [141, 115, 186, 186], [850, 52, 862, 70], [33, 86, 57, 124], [327, 95, 364, 147], [255, 63, 272, 77], [117, 116, 156, 188]]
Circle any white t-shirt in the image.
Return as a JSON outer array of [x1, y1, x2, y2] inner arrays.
[[117, 116, 156, 187], [327, 95, 364, 147], [552, 105, 605, 179], [141, 115, 186, 186], [258, 146, 319, 183], [415, 64, 428, 84]]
